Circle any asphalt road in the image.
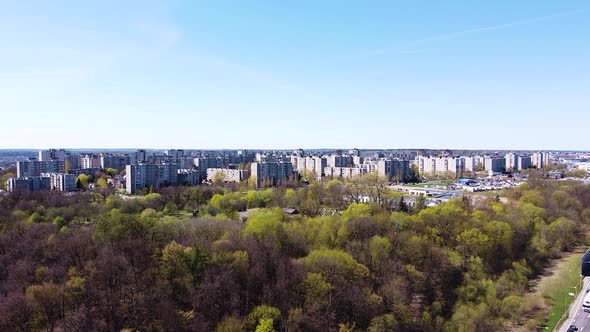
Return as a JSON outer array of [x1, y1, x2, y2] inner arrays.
[[559, 277, 590, 332]]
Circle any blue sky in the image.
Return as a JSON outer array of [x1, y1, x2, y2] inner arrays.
[[1, 1, 588, 150]]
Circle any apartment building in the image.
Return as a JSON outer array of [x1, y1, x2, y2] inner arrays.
[[416, 156, 465, 178], [327, 155, 353, 168], [505, 153, 519, 171], [6, 178, 34, 192], [6, 176, 51, 192], [160, 162, 179, 186], [484, 157, 505, 173], [65, 154, 81, 170], [531, 152, 549, 168], [294, 156, 327, 177], [177, 169, 200, 185], [100, 153, 130, 171], [17, 159, 65, 178], [81, 154, 101, 169], [42, 173, 77, 192], [126, 163, 161, 194], [206, 168, 249, 183], [518, 156, 532, 170], [125, 160, 186, 193], [324, 165, 372, 179], [38, 149, 67, 161], [251, 160, 293, 187], [194, 157, 224, 181], [377, 159, 411, 181]]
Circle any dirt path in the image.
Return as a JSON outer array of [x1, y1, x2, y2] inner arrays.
[[508, 248, 586, 331], [531, 249, 585, 293]]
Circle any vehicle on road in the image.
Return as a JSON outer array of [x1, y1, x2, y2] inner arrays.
[[584, 291, 590, 312], [582, 249, 590, 276], [567, 325, 578, 332]]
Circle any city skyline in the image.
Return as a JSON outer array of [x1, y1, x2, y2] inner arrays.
[[1, 1, 589, 150], [2, 147, 590, 153]]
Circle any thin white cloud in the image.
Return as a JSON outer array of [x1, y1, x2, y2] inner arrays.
[[363, 8, 586, 56]]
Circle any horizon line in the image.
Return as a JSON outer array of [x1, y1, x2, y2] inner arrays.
[[0, 147, 588, 152]]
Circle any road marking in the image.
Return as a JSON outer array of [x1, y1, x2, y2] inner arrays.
[[574, 280, 589, 319], [561, 278, 588, 331]]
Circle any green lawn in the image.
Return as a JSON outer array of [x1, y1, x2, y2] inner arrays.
[[540, 252, 584, 331], [407, 180, 453, 188], [406, 183, 430, 188]]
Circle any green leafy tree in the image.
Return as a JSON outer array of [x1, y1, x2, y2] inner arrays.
[[28, 212, 44, 223], [483, 220, 513, 266], [518, 190, 546, 208], [64, 268, 86, 309], [94, 208, 156, 241], [213, 171, 225, 185], [140, 208, 158, 219], [244, 305, 281, 331], [64, 160, 71, 174], [448, 302, 501, 332], [284, 188, 297, 207], [456, 229, 491, 260], [547, 217, 577, 251], [25, 282, 63, 331], [368, 314, 398, 332], [255, 318, 275, 332], [369, 235, 392, 270], [210, 194, 225, 210], [303, 215, 348, 249], [301, 249, 369, 281], [301, 272, 332, 308], [216, 316, 244, 332], [96, 177, 108, 189], [52, 216, 67, 229], [161, 240, 210, 293], [500, 295, 524, 320], [341, 203, 372, 222], [75, 174, 90, 190], [163, 201, 178, 215], [494, 261, 531, 299], [414, 195, 427, 213], [246, 190, 263, 208], [456, 257, 494, 304], [244, 208, 284, 240]]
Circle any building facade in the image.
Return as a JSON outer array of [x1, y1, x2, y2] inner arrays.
[[417, 156, 465, 178], [126, 163, 160, 194], [531, 152, 549, 169], [206, 168, 249, 183], [377, 159, 411, 181], [6, 176, 51, 192], [327, 155, 353, 168], [518, 156, 532, 170], [100, 154, 131, 171], [42, 173, 77, 192], [484, 157, 505, 173], [17, 159, 65, 178], [251, 161, 293, 187], [504, 153, 519, 171]]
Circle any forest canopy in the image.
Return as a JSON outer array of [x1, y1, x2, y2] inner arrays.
[[1, 178, 590, 331]]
